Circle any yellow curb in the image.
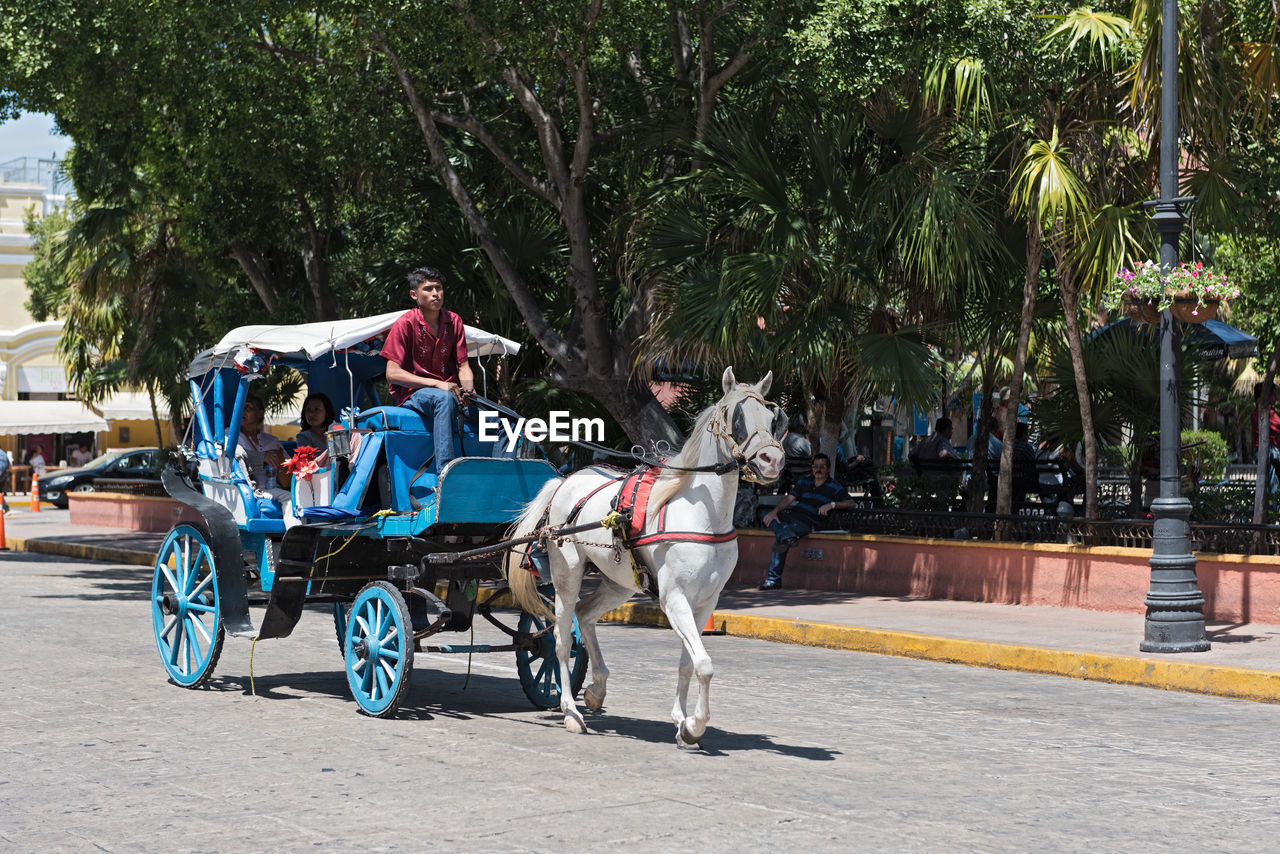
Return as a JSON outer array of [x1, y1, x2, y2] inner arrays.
[[600, 601, 672, 628], [603, 603, 1280, 704], [6, 536, 155, 567]]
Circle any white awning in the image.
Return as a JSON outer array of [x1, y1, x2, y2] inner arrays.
[[98, 392, 156, 421], [188, 311, 522, 377], [0, 400, 109, 436]]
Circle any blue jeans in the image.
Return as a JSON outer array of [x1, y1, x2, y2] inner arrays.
[[401, 387, 458, 473], [764, 512, 816, 586]]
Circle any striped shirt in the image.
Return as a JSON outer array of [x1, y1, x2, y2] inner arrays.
[[786, 477, 849, 526]]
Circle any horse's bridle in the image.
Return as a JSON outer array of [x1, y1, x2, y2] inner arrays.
[[706, 388, 785, 484]]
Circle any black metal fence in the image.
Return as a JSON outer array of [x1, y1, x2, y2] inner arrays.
[[92, 478, 168, 497], [808, 506, 1280, 557]]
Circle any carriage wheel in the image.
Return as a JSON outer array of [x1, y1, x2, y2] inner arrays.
[[344, 581, 414, 718], [333, 601, 350, 656], [515, 587, 587, 710], [151, 523, 225, 688]]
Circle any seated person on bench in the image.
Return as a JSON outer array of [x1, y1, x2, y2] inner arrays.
[[236, 394, 291, 511], [381, 265, 476, 473]]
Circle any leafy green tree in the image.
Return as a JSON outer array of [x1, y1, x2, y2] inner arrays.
[[360, 1, 803, 443], [29, 158, 206, 445]]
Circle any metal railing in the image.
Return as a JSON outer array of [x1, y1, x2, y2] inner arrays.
[[92, 478, 167, 497], [796, 507, 1280, 556]]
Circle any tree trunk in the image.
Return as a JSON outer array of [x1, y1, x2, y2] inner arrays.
[[1059, 274, 1098, 519], [1252, 342, 1280, 525], [997, 218, 1042, 520], [298, 194, 338, 321], [571, 370, 683, 448], [378, 38, 681, 447], [966, 351, 998, 513], [227, 239, 282, 314]]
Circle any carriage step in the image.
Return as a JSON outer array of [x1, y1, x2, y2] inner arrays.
[[257, 527, 322, 641]]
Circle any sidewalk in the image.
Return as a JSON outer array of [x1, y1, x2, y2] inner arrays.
[[5, 507, 1280, 703]]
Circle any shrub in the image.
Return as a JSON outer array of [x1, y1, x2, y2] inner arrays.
[[1181, 429, 1229, 484]]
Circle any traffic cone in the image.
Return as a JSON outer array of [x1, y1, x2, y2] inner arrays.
[[701, 612, 723, 636], [30, 472, 40, 513], [0, 501, 7, 549]]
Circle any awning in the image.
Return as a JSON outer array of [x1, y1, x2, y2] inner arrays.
[[1200, 319, 1259, 360], [187, 312, 521, 379], [0, 401, 109, 436], [98, 392, 156, 421], [1091, 318, 1259, 361]]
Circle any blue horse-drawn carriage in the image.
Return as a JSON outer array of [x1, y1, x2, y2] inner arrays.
[[151, 312, 586, 717]]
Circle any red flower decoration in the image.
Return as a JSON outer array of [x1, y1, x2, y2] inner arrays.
[[283, 445, 322, 481]]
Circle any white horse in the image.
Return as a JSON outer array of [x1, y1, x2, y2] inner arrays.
[[504, 368, 785, 747]]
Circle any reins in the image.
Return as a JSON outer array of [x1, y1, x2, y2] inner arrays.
[[472, 388, 780, 477]]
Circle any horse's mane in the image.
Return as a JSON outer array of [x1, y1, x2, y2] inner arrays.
[[646, 390, 738, 518]]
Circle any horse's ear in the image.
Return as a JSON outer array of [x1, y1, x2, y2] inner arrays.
[[758, 371, 773, 396], [721, 366, 737, 393]]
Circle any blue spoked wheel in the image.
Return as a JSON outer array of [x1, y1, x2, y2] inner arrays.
[[151, 523, 225, 687], [333, 601, 349, 654], [516, 589, 588, 710], [344, 581, 414, 718]]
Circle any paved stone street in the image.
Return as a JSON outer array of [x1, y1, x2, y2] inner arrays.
[[4, 549, 1280, 852]]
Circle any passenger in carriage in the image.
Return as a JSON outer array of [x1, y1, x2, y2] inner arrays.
[[236, 394, 290, 501], [381, 266, 476, 473], [295, 392, 335, 452]]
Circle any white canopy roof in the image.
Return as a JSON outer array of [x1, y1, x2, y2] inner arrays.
[[0, 400, 109, 436], [209, 311, 521, 360], [98, 392, 157, 421]]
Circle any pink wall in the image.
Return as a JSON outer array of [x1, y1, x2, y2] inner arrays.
[[69, 492, 205, 533], [734, 530, 1280, 625]]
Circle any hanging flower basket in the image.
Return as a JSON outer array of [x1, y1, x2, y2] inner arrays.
[[1164, 263, 1237, 325], [1168, 291, 1220, 324], [1109, 261, 1239, 324], [1123, 298, 1161, 324]]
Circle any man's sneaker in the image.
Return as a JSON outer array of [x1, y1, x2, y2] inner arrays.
[[757, 581, 781, 591]]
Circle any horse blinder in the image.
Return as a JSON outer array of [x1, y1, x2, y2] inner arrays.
[[768, 404, 786, 440]]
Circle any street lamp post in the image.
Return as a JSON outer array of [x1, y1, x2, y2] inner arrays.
[[1141, 0, 1210, 653]]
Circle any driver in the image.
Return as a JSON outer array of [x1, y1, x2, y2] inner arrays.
[[381, 266, 476, 473]]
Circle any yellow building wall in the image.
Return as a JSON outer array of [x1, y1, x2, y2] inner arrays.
[[0, 265, 35, 329]]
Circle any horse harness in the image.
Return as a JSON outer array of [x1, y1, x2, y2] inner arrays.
[[523, 388, 780, 597], [523, 465, 733, 599]]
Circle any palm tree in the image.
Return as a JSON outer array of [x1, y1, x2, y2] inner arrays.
[[929, 9, 1149, 519], [640, 96, 1001, 453], [49, 158, 204, 446]]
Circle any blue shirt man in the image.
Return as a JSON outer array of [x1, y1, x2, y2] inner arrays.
[[759, 454, 852, 590]]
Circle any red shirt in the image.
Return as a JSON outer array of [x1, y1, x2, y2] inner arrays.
[[1253, 406, 1280, 448], [381, 309, 468, 404]]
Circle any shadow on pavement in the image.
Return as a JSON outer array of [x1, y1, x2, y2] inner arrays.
[[581, 713, 842, 759]]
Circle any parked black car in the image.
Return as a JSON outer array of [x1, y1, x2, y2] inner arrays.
[[41, 447, 162, 508]]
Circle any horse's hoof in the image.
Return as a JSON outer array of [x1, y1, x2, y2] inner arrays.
[[583, 687, 604, 712], [675, 721, 704, 749], [564, 714, 588, 734], [675, 731, 702, 750]]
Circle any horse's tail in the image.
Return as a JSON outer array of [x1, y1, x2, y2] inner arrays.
[[501, 477, 561, 620]]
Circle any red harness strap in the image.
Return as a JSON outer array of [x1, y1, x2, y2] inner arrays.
[[561, 465, 737, 554], [628, 505, 737, 548], [612, 466, 661, 538]]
